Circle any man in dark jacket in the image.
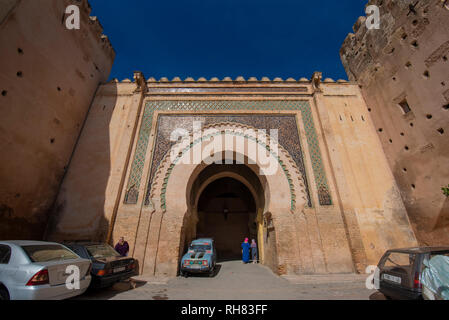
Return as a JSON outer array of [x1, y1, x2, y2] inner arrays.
[[114, 237, 129, 257]]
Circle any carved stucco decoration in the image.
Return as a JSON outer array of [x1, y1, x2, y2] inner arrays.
[[148, 122, 308, 214]]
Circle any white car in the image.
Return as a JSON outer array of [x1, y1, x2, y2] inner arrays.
[[0, 241, 92, 300]]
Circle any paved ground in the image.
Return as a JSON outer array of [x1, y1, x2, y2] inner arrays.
[[77, 260, 381, 300]]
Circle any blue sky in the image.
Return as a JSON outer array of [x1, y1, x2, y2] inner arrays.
[[90, 1, 366, 81]]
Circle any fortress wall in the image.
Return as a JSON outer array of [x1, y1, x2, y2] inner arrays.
[[0, 0, 114, 239], [315, 82, 417, 268], [340, 0, 449, 245]]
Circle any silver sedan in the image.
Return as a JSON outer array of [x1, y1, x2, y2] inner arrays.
[[0, 241, 92, 300]]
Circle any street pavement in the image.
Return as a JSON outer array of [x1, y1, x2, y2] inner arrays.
[[76, 260, 381, 300]]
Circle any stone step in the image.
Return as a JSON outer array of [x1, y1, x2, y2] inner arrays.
[[131, 275, 170, 285], [281, 273, 368, 285]]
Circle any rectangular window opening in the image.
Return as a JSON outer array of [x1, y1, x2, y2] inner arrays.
[[398, 99, 412, 114]]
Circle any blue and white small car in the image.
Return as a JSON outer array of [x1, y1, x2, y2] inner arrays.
[[180, 238, 216, 277]]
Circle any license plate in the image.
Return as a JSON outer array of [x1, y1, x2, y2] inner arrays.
[[114, 267, 126, 273], [383, 273, 401, 284]]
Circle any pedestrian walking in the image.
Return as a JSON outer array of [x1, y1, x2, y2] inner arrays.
[[241, 238, 250, 264], [250, 239, 258, 263]]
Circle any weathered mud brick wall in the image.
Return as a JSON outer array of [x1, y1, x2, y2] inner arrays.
[[0, 0, 114, 239], [340, 0, 449, 245]]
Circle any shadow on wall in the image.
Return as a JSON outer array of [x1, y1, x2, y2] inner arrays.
[[263, 220, 278, 274], [0, 206, 48, 240], [391, 160, 449, 246], [0, 81, 113, 242], [44, 83, 119, 243], [434, 197, 449, 231], [0, 0, 115, 241]]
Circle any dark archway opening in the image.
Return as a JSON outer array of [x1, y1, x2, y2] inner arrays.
[[196, 177, 257, 261]]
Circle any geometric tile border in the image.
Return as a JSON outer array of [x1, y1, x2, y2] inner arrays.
[[124, 100, 332, 206], [145, 114, 312, 207], [154, 126, 299, 211]]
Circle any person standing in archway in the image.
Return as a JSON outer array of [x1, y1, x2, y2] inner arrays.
[[250, 239, 258, 263], [241, 238, 250, 264]]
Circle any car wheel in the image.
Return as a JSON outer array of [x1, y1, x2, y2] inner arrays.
[[0, 288, 10, 301], [209, 266, 215, 277]]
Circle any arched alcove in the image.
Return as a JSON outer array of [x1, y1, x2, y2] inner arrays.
[[196, 176, 257, 260]]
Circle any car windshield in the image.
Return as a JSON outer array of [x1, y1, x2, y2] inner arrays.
[[381, 251, 416, 276], [189, 244, 211, 252], [22, 245, 79, 262], [86, 244, 120, 259], [385, 252, 415, 266]]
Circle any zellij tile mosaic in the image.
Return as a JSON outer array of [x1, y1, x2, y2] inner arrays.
[[124, 100, 332, 206]]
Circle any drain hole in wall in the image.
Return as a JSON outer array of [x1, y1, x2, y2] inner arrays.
[[437, 128, 444, 135], [426, 114, 432, 119], [404, 145, 409, 151], [1, 90, 7, 96], [16, 71, 23, 77]]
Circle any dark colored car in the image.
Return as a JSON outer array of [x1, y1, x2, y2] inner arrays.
[[375, 247, 449, 300], [64, 242, 137, 288]]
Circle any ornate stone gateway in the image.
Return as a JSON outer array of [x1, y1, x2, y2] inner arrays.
[[48, 74, 418, 278], [142, 122, 310, 276]]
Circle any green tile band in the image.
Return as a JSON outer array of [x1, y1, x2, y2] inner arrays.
[[124, 100, 331, 206], [159, 130, 296, 210]]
